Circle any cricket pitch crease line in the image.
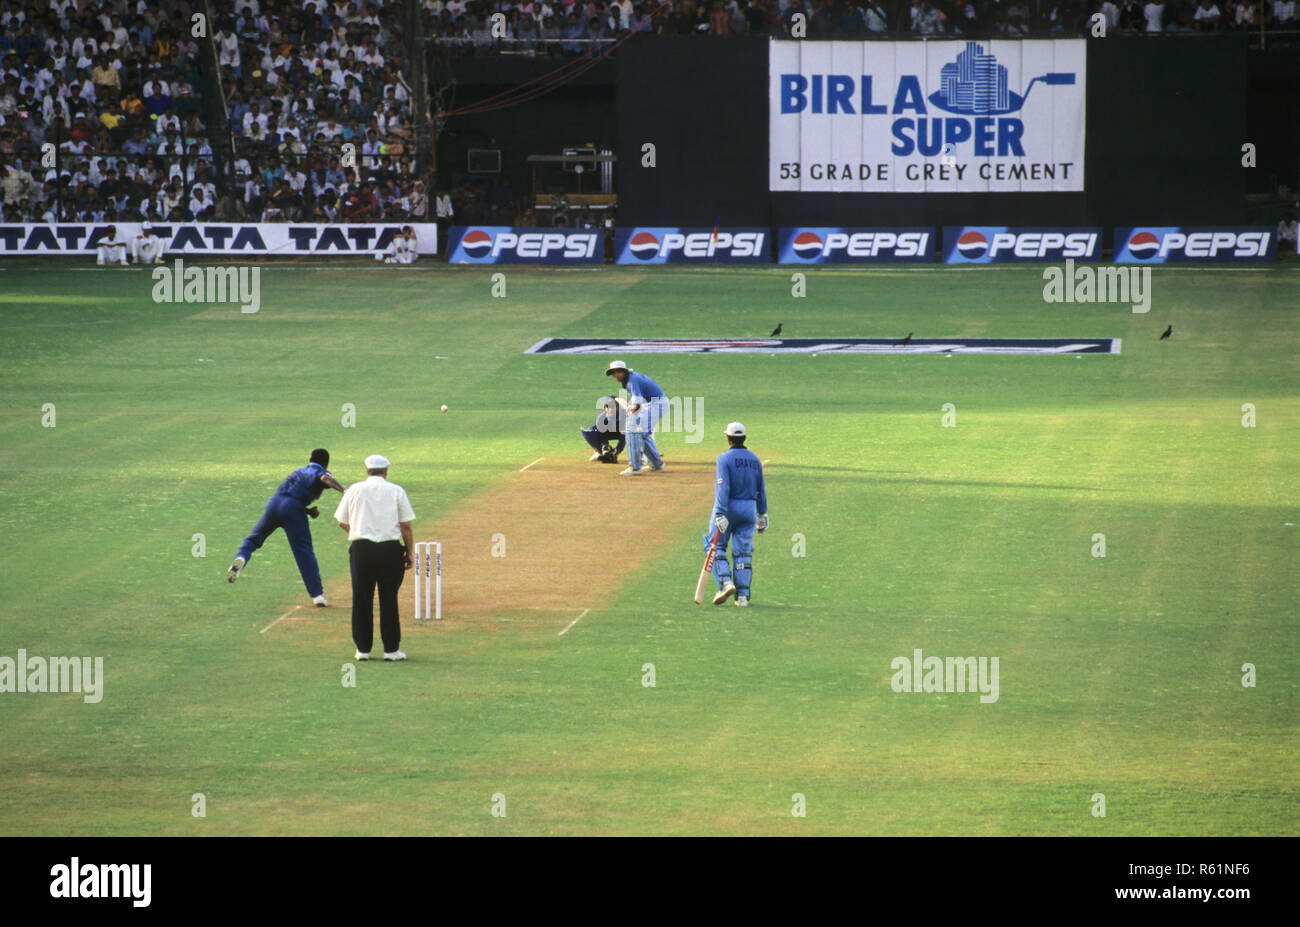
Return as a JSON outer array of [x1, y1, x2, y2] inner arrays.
[[558, 608, 590, 637], [260, 605, 302, 634], [519, 457, 544, 472]]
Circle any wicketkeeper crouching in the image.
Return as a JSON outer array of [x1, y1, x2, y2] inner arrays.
[[581, 394, 626, 463], [705, 421, 767, 607]]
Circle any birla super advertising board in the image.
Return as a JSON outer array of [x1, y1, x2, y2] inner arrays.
[[770, 39, 1086, 194]]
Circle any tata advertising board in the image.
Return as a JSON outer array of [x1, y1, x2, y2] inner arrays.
[[0, 223, 439, 255], [770, 39, 1086, 193]]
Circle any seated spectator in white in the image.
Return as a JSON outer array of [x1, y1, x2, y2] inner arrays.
[[362, 128, 383, 174], [3, 158, 35, 205], [1278, 212, 1297, 255], [217, 24, 241, 68], [405, 179, 429, 220], [864, 1, 889, 30], [1234, 0, 1255, 24], [243, 102, 269, 140], [158, 128, 184, 157], [131, 221, 165, 264], [1273, 0, 1296, 24], [160, 181, 184, 218], [1144, 0, 1165, 30], [190, 184, 214, 219], [1100, 0, 1121, 26], [156, 107, 180, 134], [1193, 0, 1221, 28], [1006, 1, 1031, 30], [96, 225, 128, 265], [377, 225, 418, 264], [285, 164, 308, 193]]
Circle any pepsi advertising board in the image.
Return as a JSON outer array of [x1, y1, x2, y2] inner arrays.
[[448, 227, 602, 264], [771, 40, 1086, 193], [943, 227, 1101, 263], [1113, 227, 1276, 263], [778, 228, 934, 263], [615, 228, 770, 264]]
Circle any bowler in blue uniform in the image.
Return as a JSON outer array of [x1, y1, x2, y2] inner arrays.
[[227, 449, 346, 605], [605, 359, 666, 475], [706, 422, 768, 607]]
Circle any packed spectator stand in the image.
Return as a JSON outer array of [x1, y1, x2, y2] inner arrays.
[[0, 0, 1296, 228]]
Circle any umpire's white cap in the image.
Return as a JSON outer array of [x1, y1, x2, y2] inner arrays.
[[364, 454, 391, 469], [724, 422, 746, 437], [605, 360, 628, 375]]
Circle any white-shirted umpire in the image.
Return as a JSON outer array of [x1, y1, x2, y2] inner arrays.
[[334, 454, 416, 662]]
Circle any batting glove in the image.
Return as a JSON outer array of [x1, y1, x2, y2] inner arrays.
[[714, 514, 729, 534], [757, 514, 768, 533]]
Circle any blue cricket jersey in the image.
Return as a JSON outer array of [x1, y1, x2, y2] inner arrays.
[[715, 447, 766, 515], [625, 371, 665, 402], [274, 462, 330, 504]]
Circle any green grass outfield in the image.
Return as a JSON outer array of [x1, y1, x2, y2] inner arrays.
[[0, 259, 1296, 836]]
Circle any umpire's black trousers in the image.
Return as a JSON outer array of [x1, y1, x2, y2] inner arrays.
[[349, 539, 406, 654]]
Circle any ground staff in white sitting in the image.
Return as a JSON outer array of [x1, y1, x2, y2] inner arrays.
[[334, 454, 416, 662]]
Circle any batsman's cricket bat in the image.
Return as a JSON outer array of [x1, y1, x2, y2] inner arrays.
[[694, 529, 721, 604]]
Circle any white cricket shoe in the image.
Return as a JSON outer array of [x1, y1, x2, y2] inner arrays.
[[589, 451, 602, 461], [713, 582, 736, 605], [355, 651, 370, 661], [735, 595, 749, 607], [620, 467, 645, 476], [383, 650, 407, 662], [312, 595, 328, 607], [226, 556, 245, 583], [650, 461, 666, 471]]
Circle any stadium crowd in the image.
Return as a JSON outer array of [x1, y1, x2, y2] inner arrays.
[[0, 0, 433, 225], [1, 0, 1295, 226], [420, 0, 1300, 46]]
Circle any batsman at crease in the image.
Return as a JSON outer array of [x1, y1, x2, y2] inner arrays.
[[705, 422, 768, 607]]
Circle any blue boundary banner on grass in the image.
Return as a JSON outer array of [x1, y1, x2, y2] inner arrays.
[[1113, 227, 1276, 263], [778, 228, 935, 263], [615, 227, 770, 264], [942, 227, 1102, 263], [527, 337, 1121, 354], [447, 226, 602, 264]]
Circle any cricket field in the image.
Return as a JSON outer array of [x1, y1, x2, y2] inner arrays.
[[0, 260, 1296, 835]]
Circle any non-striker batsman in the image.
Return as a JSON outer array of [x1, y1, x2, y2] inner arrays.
[[705, 422, 768, 607]]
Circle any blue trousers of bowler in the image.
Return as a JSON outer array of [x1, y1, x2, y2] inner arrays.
[[236, 493, 324, 597]]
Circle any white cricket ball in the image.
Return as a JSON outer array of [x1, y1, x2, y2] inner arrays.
[[440, 404, 448, 412]]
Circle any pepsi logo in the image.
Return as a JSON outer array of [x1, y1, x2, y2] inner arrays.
[[955, 230, 988, 259], [1126, 231, 1160, 259], [627, 231, 660, 260], [791, 231, 823, 259], [460, 229, 493, 258]]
